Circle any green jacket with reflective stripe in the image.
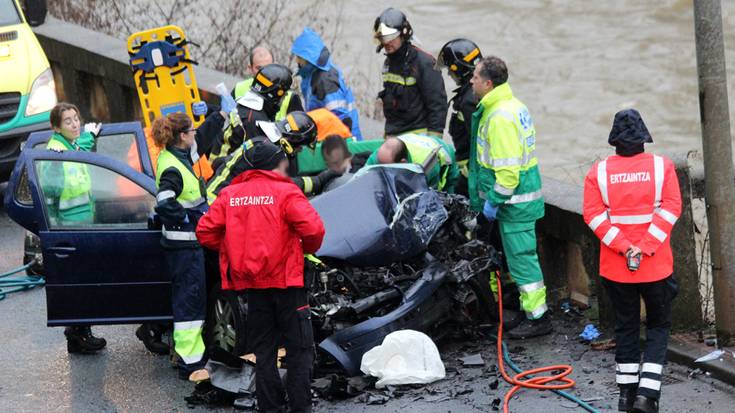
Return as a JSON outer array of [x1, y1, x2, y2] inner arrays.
[[365, 133, 458, 192], [469, 83, 544, 222], [234, 78, 292, 121], [44, 133, 94, 223], [156, 149, 206, 208]]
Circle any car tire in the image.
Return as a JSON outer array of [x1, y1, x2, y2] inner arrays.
[[463, 271, 498, 325], [205, 283, 248, 356]]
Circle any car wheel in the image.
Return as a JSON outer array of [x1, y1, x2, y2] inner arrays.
[[205, 284, 248, 356], [23, 231, 44, 277], [462, 271, 498, 325]]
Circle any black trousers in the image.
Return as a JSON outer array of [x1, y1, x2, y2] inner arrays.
[[603, 276, 678, 400], [246, 288, 314, 413]]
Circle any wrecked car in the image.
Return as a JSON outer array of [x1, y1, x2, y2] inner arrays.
[[3, 122, 501, 376]]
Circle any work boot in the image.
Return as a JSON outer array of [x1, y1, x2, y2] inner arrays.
[[64, 326, 106, 354], [618, 385, 637, 412], [632, 395, 658, 413], [136, 323, 170, 355], [502, 309, 526, 331], [505, 312, 552, 339]]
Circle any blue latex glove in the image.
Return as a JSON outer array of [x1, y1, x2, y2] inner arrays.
[[220, 94, 237, 114], [483, 199, 499, 222]]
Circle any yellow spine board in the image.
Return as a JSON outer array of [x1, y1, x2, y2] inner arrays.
[[127, 25, 204, 129]]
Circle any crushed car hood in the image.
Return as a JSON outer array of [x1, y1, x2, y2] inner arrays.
[[311, 166, 449, 267]]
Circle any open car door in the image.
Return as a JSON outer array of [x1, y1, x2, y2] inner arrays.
[[23, 121, 155, 179], [4, 149, 170, 326]]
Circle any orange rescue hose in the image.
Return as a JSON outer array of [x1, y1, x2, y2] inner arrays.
[[494, 271, 576, 413]]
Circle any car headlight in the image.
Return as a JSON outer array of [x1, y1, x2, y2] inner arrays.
[[25, 68, 57, 116]]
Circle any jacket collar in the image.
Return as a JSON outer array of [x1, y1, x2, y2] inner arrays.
[[478, 82, 513, 111], [50, 132, 77, 150]]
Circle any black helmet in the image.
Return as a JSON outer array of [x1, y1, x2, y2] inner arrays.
[[275, 111, 317, 155], [373, 8, 412, 52], [251, 63, 293, 105], [436, 38, 483, 84]]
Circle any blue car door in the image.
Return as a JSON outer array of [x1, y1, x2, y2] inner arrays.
[[4, 149, 170, 326]]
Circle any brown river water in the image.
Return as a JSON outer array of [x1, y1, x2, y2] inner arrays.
[[329, 0, 735, 183]]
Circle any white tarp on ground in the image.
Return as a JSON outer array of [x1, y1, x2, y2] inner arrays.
[[360, 329, 446, 388]]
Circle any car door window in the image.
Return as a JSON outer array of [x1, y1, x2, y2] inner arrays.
[[34, 133, 143, 173], [34, 159, 154, 229]]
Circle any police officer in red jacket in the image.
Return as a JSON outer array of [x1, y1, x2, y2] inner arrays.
[[196, 141, 325, 413], [583, 109, 681, 413]]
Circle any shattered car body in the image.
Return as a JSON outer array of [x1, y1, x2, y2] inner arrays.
[[305, 166, 501, 376]]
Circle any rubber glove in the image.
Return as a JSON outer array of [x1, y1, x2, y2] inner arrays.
[[483, 199, 499, 222], [220, 94, 237, 114], [83, 122, 102, 137]]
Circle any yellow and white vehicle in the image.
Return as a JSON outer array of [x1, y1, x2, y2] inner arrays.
[[0, 0, 55, 180]]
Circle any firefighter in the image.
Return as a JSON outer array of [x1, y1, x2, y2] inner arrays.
[[196, 141, 325, 413], [583, 109, 681, 413], [373, 8, 448, 138], [209, 63, 294, 169], [151, 112, 208, 379], [469, 56, 551, 339], [365, 133, 458, 192], [230, 46, 303, 119], [44, 102, 106, 354], [291, 27, 362, 139], [436, 38, 483, 196], [206, 111, 339, 202]]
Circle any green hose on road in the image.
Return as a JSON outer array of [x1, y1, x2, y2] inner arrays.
[[0, 260, 44, 301]]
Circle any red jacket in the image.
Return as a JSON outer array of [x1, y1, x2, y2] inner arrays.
[[583, 153, 681, 283], [196, 170, 325, 290]]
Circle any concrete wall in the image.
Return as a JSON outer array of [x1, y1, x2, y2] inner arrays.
[[33, 17, 706, 331]]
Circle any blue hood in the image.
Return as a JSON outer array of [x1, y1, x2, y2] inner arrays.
[[291, 27, 332, 71]]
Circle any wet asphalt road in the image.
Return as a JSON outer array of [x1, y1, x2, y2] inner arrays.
[[2, 183, 735, 413]]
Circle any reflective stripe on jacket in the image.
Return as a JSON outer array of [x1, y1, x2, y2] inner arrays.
[[156, 149, 207, 242], [468, 83, 544, 222], [583, 152, 681, 282]]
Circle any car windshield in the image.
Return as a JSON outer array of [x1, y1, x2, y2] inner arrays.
[[0, 1, 21, 27]]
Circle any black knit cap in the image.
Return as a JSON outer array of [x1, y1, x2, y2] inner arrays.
[[608, 108, 653, 150], [244, 139, 287, 171]]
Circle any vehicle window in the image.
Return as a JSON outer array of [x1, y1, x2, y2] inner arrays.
[[0, 1, 21, 27], [14, 164, 33, 205], [34, 159, 154, 230], [34, 133, 143, 172]]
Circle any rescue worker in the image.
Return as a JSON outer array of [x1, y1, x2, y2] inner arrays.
[[209, 63, 293, 168], [373, 8, 448, 138], [291, 27, 363, 139], [469, 56, 551, 339], [44, 102, 106, 354], [206, 111, 340, 202], [230, 46, 303, 119], [365, 133, 459, 192], [151, 112, 208, 379], [583, 109, 681, 413], [196, 141, 325, 413], [436, 38, 483, 196]]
